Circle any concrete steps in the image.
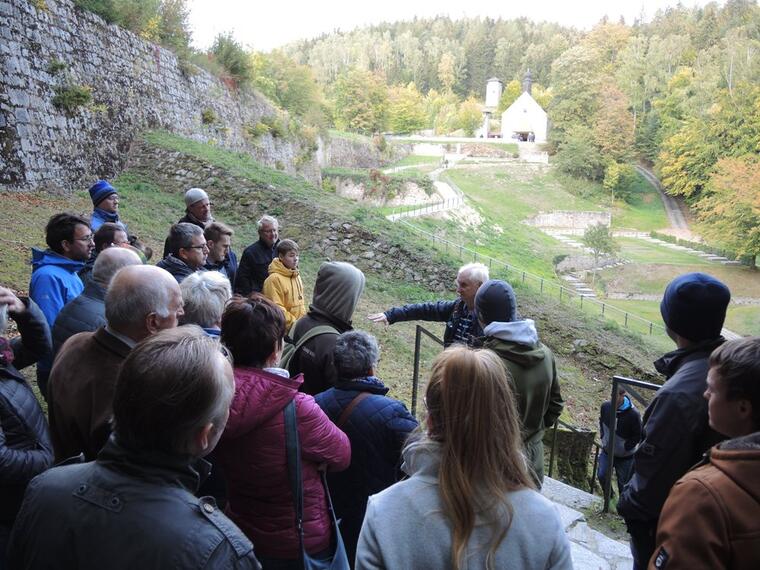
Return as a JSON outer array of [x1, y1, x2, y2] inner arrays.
[[542, 477, 632, 569]]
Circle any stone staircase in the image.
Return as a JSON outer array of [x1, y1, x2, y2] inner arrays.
[[541, 477, 632, 569]]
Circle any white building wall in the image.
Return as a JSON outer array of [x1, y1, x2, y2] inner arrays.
[[501, 92, 549, 143]]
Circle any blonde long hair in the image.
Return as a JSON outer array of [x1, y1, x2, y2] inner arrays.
[[424, 346, 534, 569]]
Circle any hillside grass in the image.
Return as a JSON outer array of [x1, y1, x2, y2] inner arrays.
[[389, 155, 441, 168], [612, 173, 669, 231], [617, 238, 712, 265], [3, 133, 680, 433]]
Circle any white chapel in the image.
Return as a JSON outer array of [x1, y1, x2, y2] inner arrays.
[[500, 70, 549, 143]]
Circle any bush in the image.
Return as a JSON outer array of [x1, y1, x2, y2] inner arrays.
[[210, 32, 253, 88], [52, 84, 92, 112], [201, 108, 216, 125], [603, 162, 637, 203], [47, 59, 67, 74], [554, 127, 605, 181]]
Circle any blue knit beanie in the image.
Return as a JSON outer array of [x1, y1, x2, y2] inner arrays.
[[475, 279, 517, 325], [660, 272, 730, 341], [88, 180, 117, 207]]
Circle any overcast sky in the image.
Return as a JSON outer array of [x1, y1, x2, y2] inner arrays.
[[186, 0, 722, 52]]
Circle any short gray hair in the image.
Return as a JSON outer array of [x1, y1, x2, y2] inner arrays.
[[334, 330, 380, 380], [458, 262, 489, 284], [179, 271, 232, 328], [92, 247, 142, 288], [106, 266, 174, 328], [168, 223, 203, 256], [257, 215, 279, 231]]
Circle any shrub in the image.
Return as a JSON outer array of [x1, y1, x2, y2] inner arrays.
[[210, 32, 252, 88], [47, 59, 67, 74], [52, 84, 92, 112], [201, 108, 216, 125], [244, 121, 271, 140]]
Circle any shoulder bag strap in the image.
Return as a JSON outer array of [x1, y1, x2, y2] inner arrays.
[[336, 391, 372, 429], [283, 400, 306, 554], [294, 325, 339, 353]]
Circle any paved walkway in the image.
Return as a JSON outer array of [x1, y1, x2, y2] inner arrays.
[[385, 155, 465, 221], [541, 477, 633, 569], [635, 165, 690, 234]]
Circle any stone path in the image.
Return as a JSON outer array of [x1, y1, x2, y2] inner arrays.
[[386, 155, 465, 221], [635, 165, 690, 234], [542, 477, 633, 569]]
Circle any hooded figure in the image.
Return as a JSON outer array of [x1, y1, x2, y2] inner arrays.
[[475, 279, 564, 487], [289, 262, 365, 395]]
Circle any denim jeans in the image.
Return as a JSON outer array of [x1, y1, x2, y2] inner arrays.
[[597, 451, 634, 496]]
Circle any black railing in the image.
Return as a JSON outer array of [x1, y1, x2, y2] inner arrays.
[[411, 325, 444, 416], [602, 375, 661, 512]]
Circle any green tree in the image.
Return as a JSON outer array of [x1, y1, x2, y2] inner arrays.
[[593, 83, 635, 163], [387, 82, 427, 133], [603, 162, 637, 204], [582, 223, 619, 282], [437, 53, 457, 93], [330, 69, 388, 134], [554, 126, 605, 181], [210, 33, 253, 88], [456, 97, 482, 137], [497, 79, 521, 113]]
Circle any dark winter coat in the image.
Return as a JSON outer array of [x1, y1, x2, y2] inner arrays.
[[8, 437, 261, 569], [214, 367, 350, 559], [315, 376, 418, 564], [289, 262, 365, 396], [162, 212, 209, 258], [234, 239, 277, 296], [599, 396, 642, 458], [384, 298, 481, 347], [156, 254, 202, 283], [618, 338, 725, 528], [205, 250, 238, 287], [0, 299, 53, 527], [51, 280, 107, 355], [48, 327, 132, 462]]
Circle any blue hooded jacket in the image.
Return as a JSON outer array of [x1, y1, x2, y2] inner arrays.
[[29, 248, 85, 327]]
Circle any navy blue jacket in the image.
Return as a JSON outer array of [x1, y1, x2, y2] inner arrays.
[[205, 250, 238, 287], [0, 299, 53, 527], [235, 239, 277, 296], [384, 298, 481, 347], [51, 280, 107, 355], [315, 376, 418, 564], [618, 339, 725, 526], [157, 254, 201, 283]]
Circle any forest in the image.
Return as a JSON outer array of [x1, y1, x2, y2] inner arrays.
[[73, 0, 759, 264]]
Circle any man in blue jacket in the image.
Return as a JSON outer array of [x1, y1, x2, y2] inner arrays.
[[29, 213, 93, 398]]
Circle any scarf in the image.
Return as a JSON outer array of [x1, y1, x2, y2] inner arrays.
[[94, 207, 120, 223]]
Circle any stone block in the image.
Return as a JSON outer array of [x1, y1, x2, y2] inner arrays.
[[571, 541, 610, 570], [542, 477, 601, 510]]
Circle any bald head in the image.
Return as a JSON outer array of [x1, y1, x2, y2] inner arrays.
[[92, 247, 142, 288], [105, 265, 184, 342]]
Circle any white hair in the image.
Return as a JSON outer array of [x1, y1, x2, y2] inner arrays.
[[106, 266, 174, 329], [179, 271, 232, 328], [257, 215, 279, 231], [458, 262, 489, 284]]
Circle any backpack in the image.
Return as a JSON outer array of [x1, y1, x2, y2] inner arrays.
[[279, 324, 339, 373]]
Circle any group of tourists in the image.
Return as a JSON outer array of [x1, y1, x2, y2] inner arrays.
[[0, 179, 758, 569]]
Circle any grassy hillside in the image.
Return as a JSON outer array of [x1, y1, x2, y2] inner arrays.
[[0, 131, 670, 430]]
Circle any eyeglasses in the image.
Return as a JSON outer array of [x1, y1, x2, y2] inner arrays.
[[73, 235, 94, 243], [185, 243, 209, 251]]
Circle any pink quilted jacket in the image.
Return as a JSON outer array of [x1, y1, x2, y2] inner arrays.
[[215, 367, 350, 559]]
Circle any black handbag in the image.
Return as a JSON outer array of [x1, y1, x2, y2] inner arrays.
[[283, 400, 350, 570]]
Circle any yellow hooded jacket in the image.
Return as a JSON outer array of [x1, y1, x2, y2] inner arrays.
[[262, 257, 307, 331]]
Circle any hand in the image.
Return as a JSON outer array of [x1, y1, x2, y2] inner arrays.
[[0, 287, 25, 315], [367, 313, 388, 325]]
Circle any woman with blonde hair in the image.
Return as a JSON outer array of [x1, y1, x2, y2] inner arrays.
[[355, 346, 572, 570]]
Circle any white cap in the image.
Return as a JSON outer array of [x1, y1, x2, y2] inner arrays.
[[184, 188, 209, 207]]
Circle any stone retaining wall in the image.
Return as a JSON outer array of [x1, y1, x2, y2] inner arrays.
[[1, 0, 320, 191], [528, 211, 611, 230]]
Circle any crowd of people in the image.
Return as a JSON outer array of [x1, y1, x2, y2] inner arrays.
[[0, 179, 758, 569]]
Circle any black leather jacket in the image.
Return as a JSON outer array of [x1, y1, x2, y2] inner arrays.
[[384, 298, 482, 347], [9, 437, 261, 569]]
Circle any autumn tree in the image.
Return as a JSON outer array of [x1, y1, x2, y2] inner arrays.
[[387, 83, 427, 133], [456, 97, 482, 137], [697, 156, 760, 268], [593, 83, 635, 163], [330, 69, 388, 134], [497, 80, 522, 113]]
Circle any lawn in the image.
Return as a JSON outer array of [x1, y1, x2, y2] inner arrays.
[[617, 238, 712, 266], [611, 173, 669, 232], [388, 155, 441, 168]]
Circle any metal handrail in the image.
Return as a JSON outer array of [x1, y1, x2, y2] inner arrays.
[[411, 325, 444, 416], [602, 375, 661, 512]]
